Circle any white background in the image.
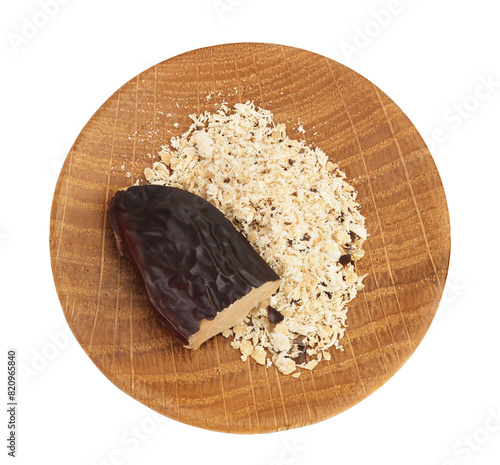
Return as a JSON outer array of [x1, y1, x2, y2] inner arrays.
[[1, 1, 500, 464]]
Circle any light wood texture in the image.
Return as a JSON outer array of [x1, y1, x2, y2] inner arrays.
[[49, 43, 450, 433]]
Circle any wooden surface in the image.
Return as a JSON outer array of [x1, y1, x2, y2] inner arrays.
[[49, 43, 451, 434]]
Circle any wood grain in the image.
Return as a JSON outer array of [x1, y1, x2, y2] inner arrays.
[[49, 43, 451, 433]]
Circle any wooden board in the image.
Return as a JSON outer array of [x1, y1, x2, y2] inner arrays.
[[49, 43, 451, 434]]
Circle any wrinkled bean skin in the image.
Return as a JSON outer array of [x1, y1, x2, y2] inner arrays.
[[108, 185, 279, 346]]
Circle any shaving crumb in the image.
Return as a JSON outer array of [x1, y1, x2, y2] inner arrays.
[[251, 346, 267, 365], [305, 360, 319, 370], [145, 101, 367, 375]]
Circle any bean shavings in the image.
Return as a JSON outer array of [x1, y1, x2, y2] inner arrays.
[[339, 254, 352, 266], [144, 101, 367, 375], [268, 306, 285, 324]]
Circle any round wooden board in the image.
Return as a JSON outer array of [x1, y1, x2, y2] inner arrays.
[[50, 43, 450, 434]]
